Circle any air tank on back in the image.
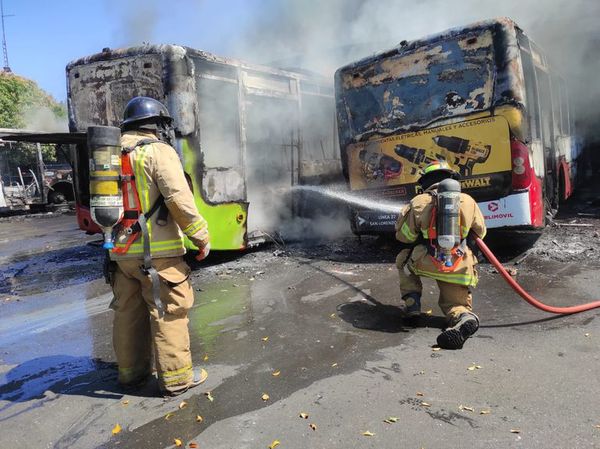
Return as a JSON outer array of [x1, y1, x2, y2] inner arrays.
[[436, 178, 461, 267], [88, 126, 123, 249]]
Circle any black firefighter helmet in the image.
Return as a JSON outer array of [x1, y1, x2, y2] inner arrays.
[[418, 160, 460, 190], [121, 96, 173, 129]]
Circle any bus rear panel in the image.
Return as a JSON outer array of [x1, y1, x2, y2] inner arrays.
[[67, 45, 341, 250], [336, 18, 579, 234]]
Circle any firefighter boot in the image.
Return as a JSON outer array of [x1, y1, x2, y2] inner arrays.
[[163, 367, 208, 398], [436, 312, 479, 350], [403, 292, 421, 318]]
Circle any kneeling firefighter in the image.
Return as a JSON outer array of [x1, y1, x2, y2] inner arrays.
[[395, 160, 486, 349], [98, 96, 210, 396]]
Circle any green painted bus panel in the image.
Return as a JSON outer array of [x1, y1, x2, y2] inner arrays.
[[181, 139, 247, 250]]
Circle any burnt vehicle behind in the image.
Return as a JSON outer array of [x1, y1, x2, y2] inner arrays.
[[0, 132, 74, 212], [336, 18, 581, 234], [67, 45, 341, 250]]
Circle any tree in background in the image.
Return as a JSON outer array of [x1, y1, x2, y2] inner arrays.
[[0, 72, 67, 170]]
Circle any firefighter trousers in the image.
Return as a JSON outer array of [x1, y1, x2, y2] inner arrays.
[[111, 256, 195, 394], [396, 249, 472, 323]]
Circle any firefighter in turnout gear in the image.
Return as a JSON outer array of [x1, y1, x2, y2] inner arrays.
[[395, 160, 486, 349], [109, 96, 210, 396]]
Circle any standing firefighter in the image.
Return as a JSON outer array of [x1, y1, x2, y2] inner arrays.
[[108, 97, 210, 396], [395, 160, 486, 349]]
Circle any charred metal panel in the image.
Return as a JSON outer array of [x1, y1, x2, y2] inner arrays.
[[164, 46, 197, 136], [67, 53, 164, 131], [335, 18, 527, 151], [202, 167, 245, 202], [339, 29, 496, 140]]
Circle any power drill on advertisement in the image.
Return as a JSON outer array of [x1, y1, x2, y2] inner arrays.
[[432, 135, 491, 177]]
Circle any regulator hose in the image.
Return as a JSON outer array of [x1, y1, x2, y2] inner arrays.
[[476, 237, 600, 315]]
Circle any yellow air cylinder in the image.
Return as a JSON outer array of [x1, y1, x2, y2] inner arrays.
[[87, 126, 123, 249]]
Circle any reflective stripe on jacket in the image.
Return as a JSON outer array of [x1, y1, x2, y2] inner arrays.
[[395, 190, 486, 286], [110, 130, 209, 260]]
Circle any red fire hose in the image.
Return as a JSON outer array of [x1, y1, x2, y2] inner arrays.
[[476, 237, 600, 315]]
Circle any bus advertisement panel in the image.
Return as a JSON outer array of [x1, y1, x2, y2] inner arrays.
[[336, 18, 580, 235]]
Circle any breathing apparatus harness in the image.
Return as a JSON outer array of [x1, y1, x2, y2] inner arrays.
[[108, 137, 171, 317], [423, 178, 468, 271]]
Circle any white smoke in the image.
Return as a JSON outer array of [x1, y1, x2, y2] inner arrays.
[[23, 106, 68, 132]]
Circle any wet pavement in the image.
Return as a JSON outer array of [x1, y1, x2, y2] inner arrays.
[[1, 203, 600, 449]]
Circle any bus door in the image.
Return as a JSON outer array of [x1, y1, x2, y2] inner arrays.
[[242, 71, 301, 233]]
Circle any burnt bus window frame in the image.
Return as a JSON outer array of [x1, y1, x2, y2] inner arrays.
[[558, 78, 570, 135], [195, 73, 241, 169], [534, 65, 554, 151], [517, 32, 541, 142]]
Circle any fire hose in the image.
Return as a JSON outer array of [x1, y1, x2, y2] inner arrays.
[[476, 237, 600, 315]]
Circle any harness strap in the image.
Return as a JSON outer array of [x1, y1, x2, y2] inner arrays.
[[138, 213, 165, 318], [113, 137, 169, 254], [117, 137, 168, 318]]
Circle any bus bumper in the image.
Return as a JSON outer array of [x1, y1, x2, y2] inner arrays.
[[478, 191, 537, 229]]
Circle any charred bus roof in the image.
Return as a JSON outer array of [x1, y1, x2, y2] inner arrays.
[[66, 44, 332, 133], [335, 17, 527, 144]]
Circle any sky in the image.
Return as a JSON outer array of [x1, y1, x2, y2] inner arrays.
[[5, 0, 263, 102]]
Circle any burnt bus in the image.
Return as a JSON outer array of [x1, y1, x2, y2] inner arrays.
[[67, 45, 341, 249], [335, 17, 580, 234]]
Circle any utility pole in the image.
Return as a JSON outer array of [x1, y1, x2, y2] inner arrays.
[[1, 0, 13, 73]]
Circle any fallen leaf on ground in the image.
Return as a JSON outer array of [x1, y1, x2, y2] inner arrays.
[[262, 393, 270, 401], [510, 429, 521, 434], [262, 336, 269, 342], [420, 402, 431, 407], [331, 363, 338, 367], [174, 438, 183, 447], [425, 309, 433, 315], [330, 313, 336, 318], [196, 415, 204, 423], [467, 364, 482, 371], [165, 413, 175, 420], [205, 392, 214, 402], [416, 392, 424, 397], [432, 347, 441, 352], [189, 442, 198, 448], [383, 417, 398, 424], [584, 333, 590, 337], [112, 424, 122, 435], [480, 410, 491, 415], [299, 412, 309, 419], [121, 400, 129, 406], [309, 423, 317, 431], [269, 440, 280, 449], [203, 354, 209, 361], [362, 431, 375, 437], [459, 405, 474, 412], [272, 370, 281, 377], [179, 400, 187, 409], [594, 424, 600, 428]]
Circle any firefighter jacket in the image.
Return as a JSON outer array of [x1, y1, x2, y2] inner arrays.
[[395, 188, 486, 286], [110, 130, 209, 260]]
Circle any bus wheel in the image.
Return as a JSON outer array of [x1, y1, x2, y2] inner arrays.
[[48, 191, 67, 204]]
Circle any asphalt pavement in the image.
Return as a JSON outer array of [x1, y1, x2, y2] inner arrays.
[[0, 210, 599, 449]]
